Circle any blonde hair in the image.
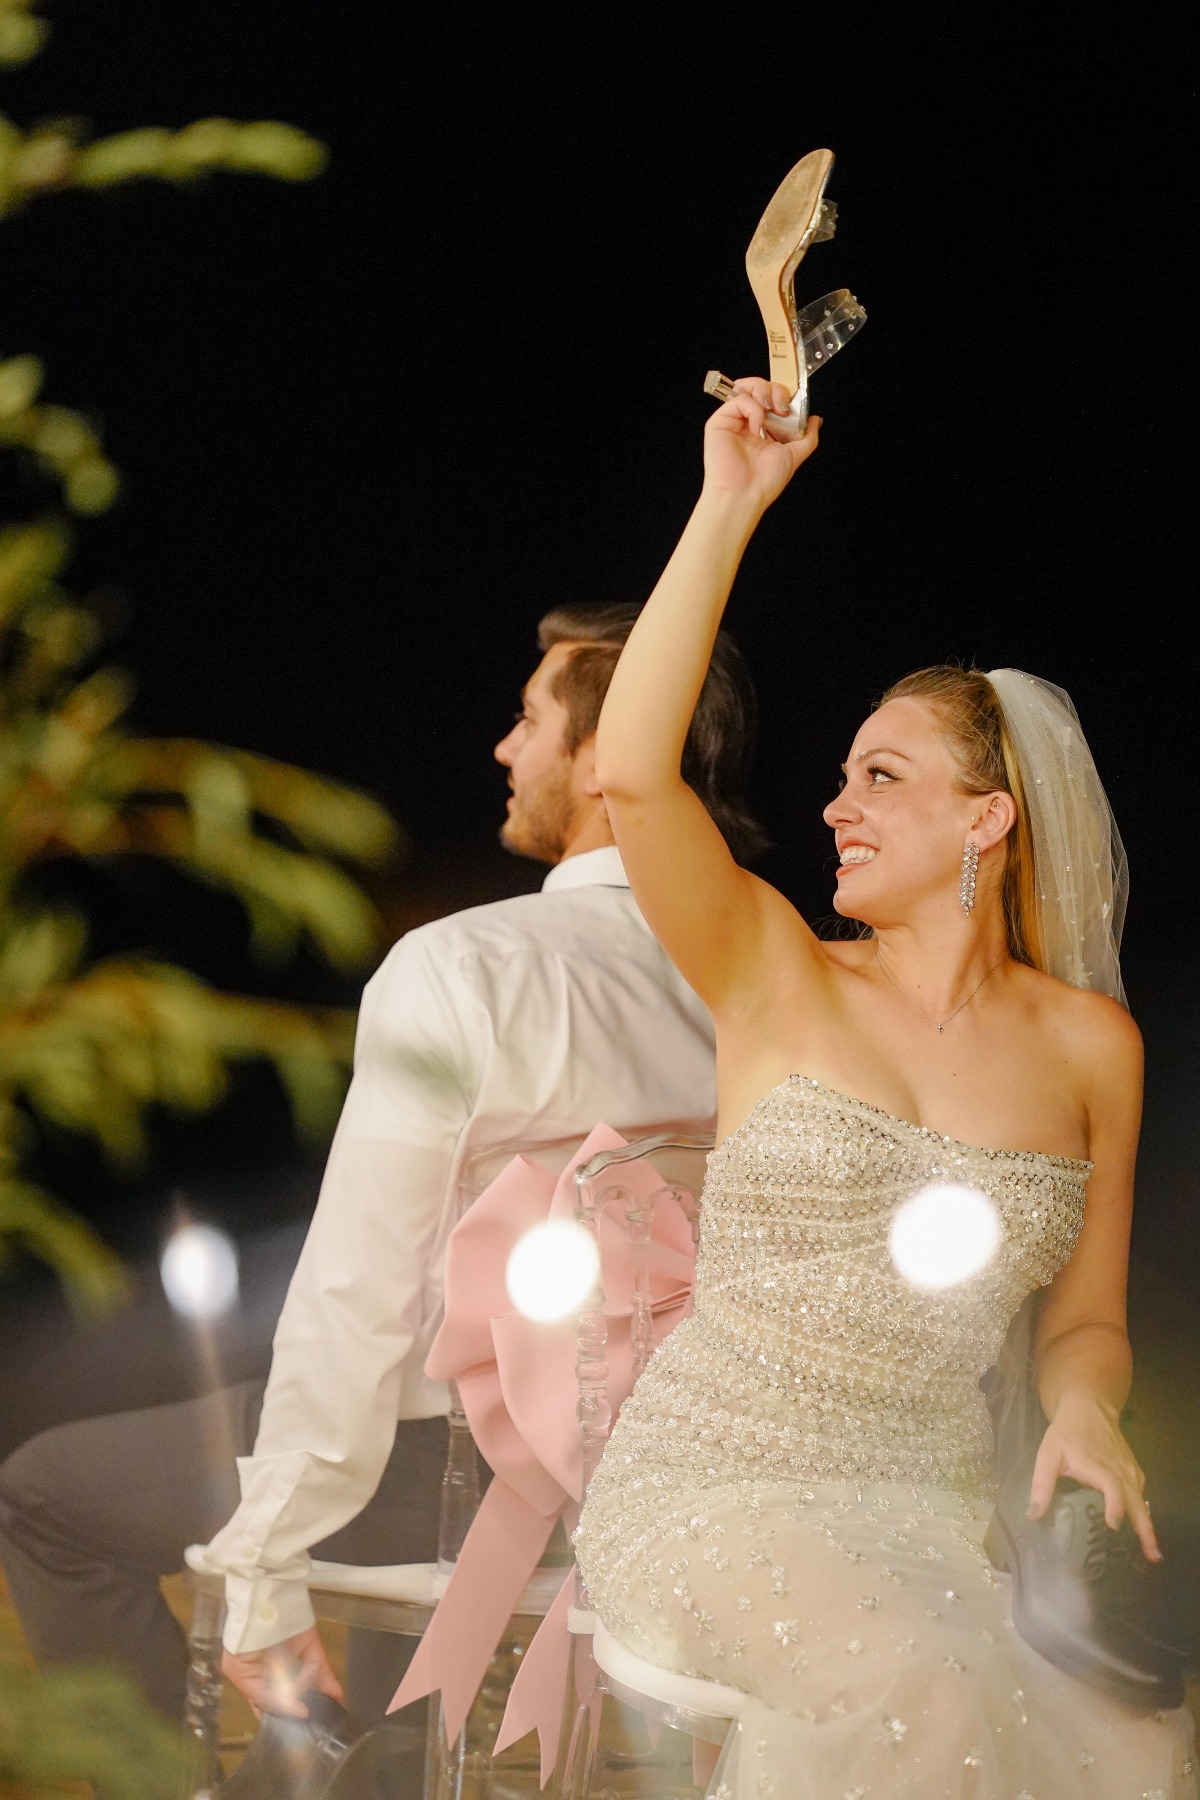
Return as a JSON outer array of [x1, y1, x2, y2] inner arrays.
[[879, 666, 1042, 969]]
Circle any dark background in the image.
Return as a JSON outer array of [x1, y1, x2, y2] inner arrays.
[[2, 4, 1196, 1291]]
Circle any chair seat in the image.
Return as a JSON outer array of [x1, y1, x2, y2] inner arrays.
[[592, 1619, 748, 1726], [308, 1560, 441, 1604], [310, 1560, 566, 1617], [183, 1547, 565, 1618]]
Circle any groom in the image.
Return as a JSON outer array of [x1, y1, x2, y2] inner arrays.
[[0, 602, 764, 1722]]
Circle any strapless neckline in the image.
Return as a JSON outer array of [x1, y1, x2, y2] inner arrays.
[[577, 1063, 1189, 1800], [719, 1072, 1093, 1172]]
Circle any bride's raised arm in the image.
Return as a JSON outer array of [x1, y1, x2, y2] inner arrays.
[[594, 379, 822, 1013]]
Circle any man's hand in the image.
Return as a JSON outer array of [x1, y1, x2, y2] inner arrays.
[[222, 1625, 345, 1718]]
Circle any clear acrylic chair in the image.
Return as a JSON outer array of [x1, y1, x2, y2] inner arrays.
[[553, 1133, 751, 1800], [181, 1133, 583, 1799]]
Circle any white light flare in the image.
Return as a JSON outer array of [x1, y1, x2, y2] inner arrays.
[[505, 1220, 601, 1322], [160, 1224, 240, 1319], [888, 1183, 1001, 1292]]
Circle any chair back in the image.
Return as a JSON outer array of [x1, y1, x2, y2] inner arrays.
[[439, 1132, 587, 1572], [572, 1133, 713, 1605], [457, 1133, 586, 1217]]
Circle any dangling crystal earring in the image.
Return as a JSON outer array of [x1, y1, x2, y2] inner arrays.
[[959, 840, 979, 916]]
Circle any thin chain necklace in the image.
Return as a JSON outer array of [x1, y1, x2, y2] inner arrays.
[[874, 942, 1005, 1035]]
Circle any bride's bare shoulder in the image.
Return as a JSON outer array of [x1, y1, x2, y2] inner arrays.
[[1017, 963, 1142, 1064]]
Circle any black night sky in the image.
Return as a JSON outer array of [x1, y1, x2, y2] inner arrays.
[[2, 4, 1197, 1289]]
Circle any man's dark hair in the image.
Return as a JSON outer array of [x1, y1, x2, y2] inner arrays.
[[536, 603, 769, 864]]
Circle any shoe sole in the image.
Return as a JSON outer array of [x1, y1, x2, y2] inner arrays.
[[744, 148, 834, 398]]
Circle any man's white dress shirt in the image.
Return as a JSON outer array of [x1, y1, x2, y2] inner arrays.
[[203, 847, 715, 1651]]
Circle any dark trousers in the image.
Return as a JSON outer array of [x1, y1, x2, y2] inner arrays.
[[0, 1380, 448, 1722]]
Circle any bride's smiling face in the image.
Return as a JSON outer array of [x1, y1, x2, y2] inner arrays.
[[823, 697, 983, 925]]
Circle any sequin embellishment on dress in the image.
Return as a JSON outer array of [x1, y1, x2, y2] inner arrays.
[[575, 1077, 1197, 1799]]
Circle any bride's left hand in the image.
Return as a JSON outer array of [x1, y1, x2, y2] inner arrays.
[[1028, 1392, 1161, 1560]]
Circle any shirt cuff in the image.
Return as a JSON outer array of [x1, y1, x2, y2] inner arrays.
[[220, 1574, 317, 1654]]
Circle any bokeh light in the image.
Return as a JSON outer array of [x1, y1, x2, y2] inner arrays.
[[888, 1182, 1001, 1291], [505, 1220, 600, 1322], [160, 1223, 240, 1319]]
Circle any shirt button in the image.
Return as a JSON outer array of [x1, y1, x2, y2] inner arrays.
[[257, 1603, 277, 1623]]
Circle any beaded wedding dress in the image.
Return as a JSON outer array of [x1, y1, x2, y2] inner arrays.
[[575, 1076, 1197, 1800]]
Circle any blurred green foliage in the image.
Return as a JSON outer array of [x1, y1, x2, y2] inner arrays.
[[0, 0, 48, 70], [0, 3, 381, 1323], [0, 115, 327, 218], [0, 0, 326, 217], [0, 1620, 188, 1799], [0, 495, 398, 1312], [0, 5, 390, 1788], [0, 357, 119, 515]]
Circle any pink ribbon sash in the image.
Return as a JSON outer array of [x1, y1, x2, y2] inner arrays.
[[389, 1124, 697, 1785]]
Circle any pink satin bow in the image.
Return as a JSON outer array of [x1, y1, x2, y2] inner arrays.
[[389, 1124, 697, 1785]]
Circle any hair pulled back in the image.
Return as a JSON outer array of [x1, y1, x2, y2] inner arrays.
[[878, 666, 1041, 970], [537, 602, 769, 864]]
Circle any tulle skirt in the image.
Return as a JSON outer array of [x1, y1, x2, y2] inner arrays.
[[575, 1470, 1198, 1800]]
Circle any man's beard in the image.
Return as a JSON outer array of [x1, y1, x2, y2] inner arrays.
[[500, 762, 577, 864]]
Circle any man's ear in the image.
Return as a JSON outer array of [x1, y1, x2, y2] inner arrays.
[[976, 788, 1018, 851]]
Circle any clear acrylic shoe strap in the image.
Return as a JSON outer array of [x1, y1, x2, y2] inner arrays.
[[704, 287, 866, 439]]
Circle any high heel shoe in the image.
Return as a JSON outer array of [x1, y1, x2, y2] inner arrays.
[[706, 148, 866, 438]]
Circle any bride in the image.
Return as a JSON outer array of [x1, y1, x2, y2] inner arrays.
[[572, 379, 1197, 1798]]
